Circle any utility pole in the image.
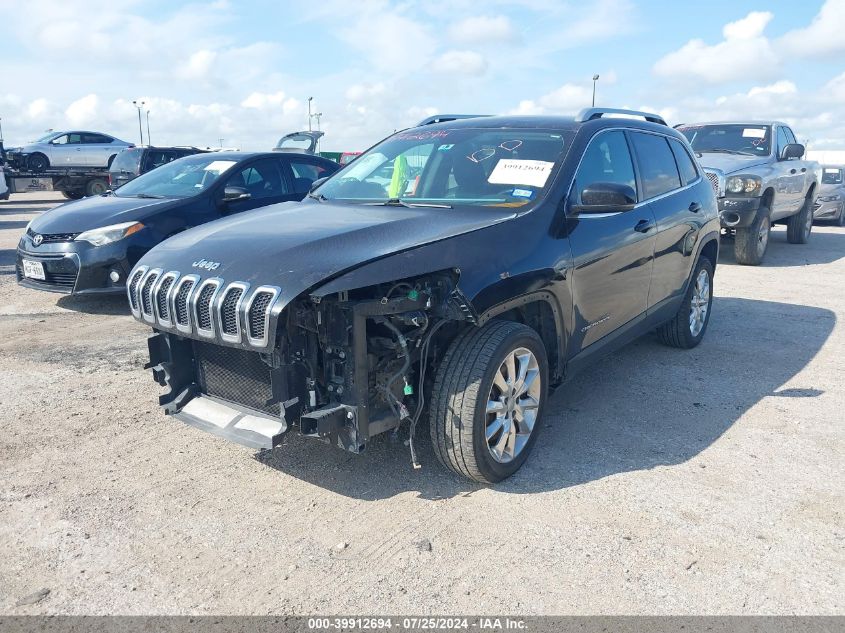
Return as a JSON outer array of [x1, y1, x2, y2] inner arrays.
[[591, 75, 600, 107], [146, 110, 151, 147], [314, 112, 322, 131], [132, 100, 145, 145], [218, 138, 224, 148]]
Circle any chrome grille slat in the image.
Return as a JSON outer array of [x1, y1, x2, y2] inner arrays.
[[139, 269, 161, 323], [192, 278, 223, 338], [152, 271, 179, 327], [171, 275, 199, 334], [218, 282, 249, 343], [245, 286, 281, 348], [127, 266, 148, 316]]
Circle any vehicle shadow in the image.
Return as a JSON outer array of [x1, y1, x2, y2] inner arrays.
[[719, 225, 844, 267], [254, 297, 835, 500], [0, 219, 29, 230], [0, 248, 16, 274], [56, 294, 131, 315]]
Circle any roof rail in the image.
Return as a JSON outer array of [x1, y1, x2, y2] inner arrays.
[[575, 107, 667, 126], [416, 114, 490, 126]]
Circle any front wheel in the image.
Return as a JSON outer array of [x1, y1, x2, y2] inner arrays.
[[28, 153, 49, 172], [62, 190, 84, 200], [734, 206, 770, 265], [657, 257, 714, 349], [837, 204, 845, 227], [430, 320, 548, 484], [787, 194, 814, 244]]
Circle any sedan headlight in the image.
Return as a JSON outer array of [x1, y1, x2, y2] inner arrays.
[[75, 221, 144, 246], [817, 195, 842, 202], [726, 175, 762, 195]]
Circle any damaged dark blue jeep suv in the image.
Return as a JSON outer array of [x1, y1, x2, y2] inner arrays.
[[129, 108, 719, 483]]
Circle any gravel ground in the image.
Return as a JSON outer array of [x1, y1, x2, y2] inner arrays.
[[1, 192, 842, 615]]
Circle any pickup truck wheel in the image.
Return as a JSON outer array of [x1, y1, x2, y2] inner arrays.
[[657, 257, 714, 349], [734, 207, 770, 265], [787, 194, 814, 244], [429, 320, 548, 484], [28, 153, 49, 172], [61, 190, 84, 200]]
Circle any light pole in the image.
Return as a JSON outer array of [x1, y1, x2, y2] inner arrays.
[[146, 110, 151, 147], [307, 97, 313, 132], [591, 74, 600, 107], [132, 100, 145, 145]]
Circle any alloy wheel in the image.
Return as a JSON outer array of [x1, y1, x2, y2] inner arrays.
[[485, 347, 541, 463], [757, 217, 770, 259], [689, 269, 710, 337]]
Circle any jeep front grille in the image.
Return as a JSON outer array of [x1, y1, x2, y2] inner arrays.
[[126, 267, 279, 348]]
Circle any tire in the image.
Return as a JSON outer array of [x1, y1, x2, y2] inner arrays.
[[85, 178, 109, 197], [837, 204, 845, 227], [657, 257, 714, 349], [107, 154, 116, 168], [429, 320, 548, 484], [61, 190, 84, 200], [28, 153, 49, 172], [734, 206, 770, 265], [787, 194, 814, 244]]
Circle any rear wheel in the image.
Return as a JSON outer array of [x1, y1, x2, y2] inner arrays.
[[430, 320, 548, 484], [787, 194, 814, 243], [657, 257, 714, 349], [28, 153, 49, 172], [734, 206, 770, 265], [85, 178, 109, 197]]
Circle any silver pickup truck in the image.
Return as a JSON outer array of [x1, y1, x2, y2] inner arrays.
[[677, 121, 818, 265]]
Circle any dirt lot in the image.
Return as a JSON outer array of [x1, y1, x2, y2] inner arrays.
[[1, 192, 842, 615]]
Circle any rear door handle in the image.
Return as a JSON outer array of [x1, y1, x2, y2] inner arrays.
[[634, 218, 655, 233], [801, 167, 807, 172], [790, 169, 797, 174], [689, 202, 702, 213]]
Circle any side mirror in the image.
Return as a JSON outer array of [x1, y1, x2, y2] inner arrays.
[[309, 176, 329, 193], [573, 182, 637, 213], [781, 143, 805, 160], [223, 186, 251, 202]]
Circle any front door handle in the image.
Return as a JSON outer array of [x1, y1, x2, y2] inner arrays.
[[634, 218, 655, 233], [801, 167, 807, 173], [689, 202, 702, 213]]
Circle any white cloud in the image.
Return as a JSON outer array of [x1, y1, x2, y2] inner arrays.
[[780, 0, 845, 58], [506, 83, 592, 116], [747, 80, 797, 97], [65, 94, 99, 126], [431, 50, 488, 76], [449, 15, 514, 43], [27, 99, 50, 120], [653, 11, 778, 84], [179, 50, 218, 80], [338, 10, 436, 73], [241, 91, 286, 109]]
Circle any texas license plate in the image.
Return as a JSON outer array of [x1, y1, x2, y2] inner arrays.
[[22, 259, 45, 280]]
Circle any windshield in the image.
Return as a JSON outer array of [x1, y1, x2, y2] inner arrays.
[[110, 148, 143, 173], [678, 124, 771, 156], [35, 132, 58, 143], [314, 128, 571, 207], [114, 154, 238, 198], [821, 168, 843, 185]]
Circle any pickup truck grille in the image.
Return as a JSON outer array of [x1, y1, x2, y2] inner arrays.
[[703, 170, 724, 197], [126, 267, 280, 349]]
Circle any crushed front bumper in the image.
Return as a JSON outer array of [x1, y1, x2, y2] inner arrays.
[[813, 199, 843, 220]]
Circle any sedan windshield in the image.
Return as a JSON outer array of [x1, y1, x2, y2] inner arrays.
[[315, 128, 571, 208], [678, 124, 771, 156], [114, 154, 238, 198]]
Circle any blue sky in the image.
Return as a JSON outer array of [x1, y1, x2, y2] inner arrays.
[[0, 0, 843, 151]]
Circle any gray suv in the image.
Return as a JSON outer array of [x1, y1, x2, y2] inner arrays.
[[678, 122, 818, 265], [814, 166, 845, 226]]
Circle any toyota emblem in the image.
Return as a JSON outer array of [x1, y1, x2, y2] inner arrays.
[[33, 234, 43, 246]]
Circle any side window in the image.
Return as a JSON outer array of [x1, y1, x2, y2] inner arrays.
[[66, 133, 84, 145], [573, 130, 636, 204], [669, 138, 699, 185], [630, 132, 682, 199], [82, 133, 111, 144], [224, 159, 288, 199], [143, 151, 171, 171], [289, 160, 329, 194], [51, 134, 69, 145], [784, 127, 797, 145], [776, 127, 790, 157]]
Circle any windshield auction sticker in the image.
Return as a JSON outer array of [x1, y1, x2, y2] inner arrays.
[[488, 159, 554, 188]]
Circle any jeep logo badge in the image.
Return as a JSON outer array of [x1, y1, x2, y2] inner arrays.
[[192, 259, 220, 271], [32, 234, 43, 246]]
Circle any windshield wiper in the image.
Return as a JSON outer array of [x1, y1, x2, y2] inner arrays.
[[698, 149, 756, 156], [308, 192, 327, 202], [132, 193, 167, 199], [364, 198, 452, 209]]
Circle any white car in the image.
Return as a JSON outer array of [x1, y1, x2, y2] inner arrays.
[[7, 131, 133, 172]]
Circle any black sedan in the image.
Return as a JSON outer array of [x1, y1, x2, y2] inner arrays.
[[16, 151, 339, 294]]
